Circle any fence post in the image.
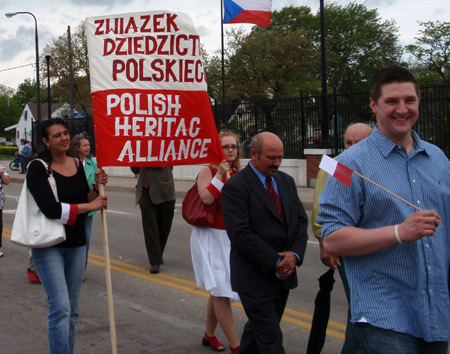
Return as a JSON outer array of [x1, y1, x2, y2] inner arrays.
[[253, 98, 258, 134], [300, 90, 306, 158]]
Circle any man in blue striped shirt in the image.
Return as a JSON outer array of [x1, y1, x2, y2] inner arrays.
[[318, 66, 450, 353]]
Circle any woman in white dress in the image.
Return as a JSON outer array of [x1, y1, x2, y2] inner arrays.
[[191, 130, 241, 354]]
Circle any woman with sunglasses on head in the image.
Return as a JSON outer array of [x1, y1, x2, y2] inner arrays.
[[27, 118, 107, 354], [190, 130, 241, 354]]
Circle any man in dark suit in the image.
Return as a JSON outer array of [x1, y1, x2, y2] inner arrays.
[[222, 132, 308, 353], [130, 166, 175, 274]]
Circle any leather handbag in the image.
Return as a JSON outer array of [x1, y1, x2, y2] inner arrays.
[[182, 167, 219, 227], [11, 159, 66, 248]]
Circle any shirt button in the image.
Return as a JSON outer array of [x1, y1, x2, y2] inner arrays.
[[417, 200, 421, 204], [425, 244, 430, 248], [428, 266, 432, 270], [412, 179, 416, 183]]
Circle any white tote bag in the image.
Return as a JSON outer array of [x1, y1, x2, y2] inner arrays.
[[11, 159, 66, 248]]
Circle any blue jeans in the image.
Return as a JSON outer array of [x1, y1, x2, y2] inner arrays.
[[353, 323, 449, 354], [84, 215, 93, 270], [32, 246, 86, 354], [19, 155, 27, 172], [337, 259, 364, 354]]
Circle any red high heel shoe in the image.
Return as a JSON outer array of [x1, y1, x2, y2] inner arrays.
[[229, 345, 240, 354], [202, 332, 225, 352]]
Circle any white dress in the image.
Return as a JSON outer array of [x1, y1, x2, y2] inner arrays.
[[190, 226, 240, 301]]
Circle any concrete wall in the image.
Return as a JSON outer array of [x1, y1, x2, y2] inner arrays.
[[103, 158, 308, 187]]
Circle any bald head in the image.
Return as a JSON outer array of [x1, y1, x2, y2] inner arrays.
[[250, 132, 284, 176], [344, 123, 372, 150], [251, 132, 283, 155]]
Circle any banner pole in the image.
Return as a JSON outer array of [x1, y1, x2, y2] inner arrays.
[[99, 182, 118, 354]]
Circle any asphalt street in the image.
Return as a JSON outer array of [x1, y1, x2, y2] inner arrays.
[[0, 171, 346, 354]]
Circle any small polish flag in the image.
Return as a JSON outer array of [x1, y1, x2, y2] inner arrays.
[[319, 155, 354, 187]]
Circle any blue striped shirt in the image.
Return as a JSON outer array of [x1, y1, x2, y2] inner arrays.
[[318, 126, 450, 341]]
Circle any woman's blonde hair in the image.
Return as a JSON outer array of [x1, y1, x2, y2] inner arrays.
[[219, 130, 242, 171]]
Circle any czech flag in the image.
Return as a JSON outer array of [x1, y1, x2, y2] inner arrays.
[[223, 0, 272, 27], [319, 155, 354, 187]]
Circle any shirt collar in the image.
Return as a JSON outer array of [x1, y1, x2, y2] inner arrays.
[[249, 161, 268, 186], [248, 162, 280, 193], [372, 125, 429, 158]]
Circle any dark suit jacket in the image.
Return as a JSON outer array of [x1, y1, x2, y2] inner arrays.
[[130, 167, 175, 205], [222, 165, 308, 293]]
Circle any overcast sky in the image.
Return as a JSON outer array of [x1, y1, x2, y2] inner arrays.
[[1, 0, 449, 90]]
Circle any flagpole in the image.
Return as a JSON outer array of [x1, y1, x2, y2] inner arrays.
[[220, 0, 226, 106], [353, 171, 423, 212], [98, 181, 118, 354]]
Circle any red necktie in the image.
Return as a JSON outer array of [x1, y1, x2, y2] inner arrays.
[[266, 177, 285, 223]]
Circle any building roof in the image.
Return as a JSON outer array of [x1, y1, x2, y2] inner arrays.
[[27, 102, 92, 120]]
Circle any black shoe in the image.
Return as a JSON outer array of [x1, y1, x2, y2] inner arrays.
[[150, 265, 160, 274]]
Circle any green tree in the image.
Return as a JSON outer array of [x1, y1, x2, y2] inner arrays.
[[42, 21, 92, 114], [406, 21, 450, 84], [0, 84, 15, 98], [13, 78, 38, 107], [0, 95, 22, 139], [225, 8, 319, 101], [321, 2, 402, 92], [208, 3, 402, 102]]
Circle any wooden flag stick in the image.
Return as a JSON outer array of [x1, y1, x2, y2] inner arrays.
[[352, 171, 423, 212], [99, 183, 118, 354]]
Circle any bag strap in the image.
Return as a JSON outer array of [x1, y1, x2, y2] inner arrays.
[[29, 159, 59, 201], [195, 165, 216, 182], [29, 158, 53, 177]]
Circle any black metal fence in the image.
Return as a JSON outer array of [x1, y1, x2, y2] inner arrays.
[[33, 84, 450, 160], [213, 84, 450, 158], [32, 117, 96, 155]]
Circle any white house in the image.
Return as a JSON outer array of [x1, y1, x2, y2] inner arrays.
[[4, 102, 86, 145]]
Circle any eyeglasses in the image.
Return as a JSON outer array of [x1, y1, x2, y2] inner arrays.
[[222, 145, 238, 151]]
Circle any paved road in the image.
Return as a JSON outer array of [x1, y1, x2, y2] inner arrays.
[[0, 180, 347, 354]]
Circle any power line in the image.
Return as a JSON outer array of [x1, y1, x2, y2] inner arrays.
[[0, 63, 34, 73]]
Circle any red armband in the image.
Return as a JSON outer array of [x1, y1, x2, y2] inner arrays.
[[67, 204, 78, 226], [207, 183, 221, 199]]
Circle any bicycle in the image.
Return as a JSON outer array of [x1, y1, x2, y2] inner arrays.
[[9, 154, 20, 171]]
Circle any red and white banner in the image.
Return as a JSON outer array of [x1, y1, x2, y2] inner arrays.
[[319, 155, 353, 187], [86, 11, 224, 167]]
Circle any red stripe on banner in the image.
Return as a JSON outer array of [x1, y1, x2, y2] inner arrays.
[[224, 10, 271, 27], [92, 89, 224, 167], [333, 163, 353, 187]]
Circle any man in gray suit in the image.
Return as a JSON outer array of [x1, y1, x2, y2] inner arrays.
[[131, 167, 175, 274], [222, 132, 308, 353]]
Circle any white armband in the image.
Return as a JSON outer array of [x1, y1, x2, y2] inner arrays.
[[59, 203, 71, 224], [211, 177, 224, 191]]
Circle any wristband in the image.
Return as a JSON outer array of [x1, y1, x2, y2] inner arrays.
[[394, 224, 404, 244], [210, 177, 224, 191]]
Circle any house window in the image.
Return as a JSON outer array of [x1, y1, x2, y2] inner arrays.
[[24, 111, 27, 121], [17, 131, 19, 139]]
